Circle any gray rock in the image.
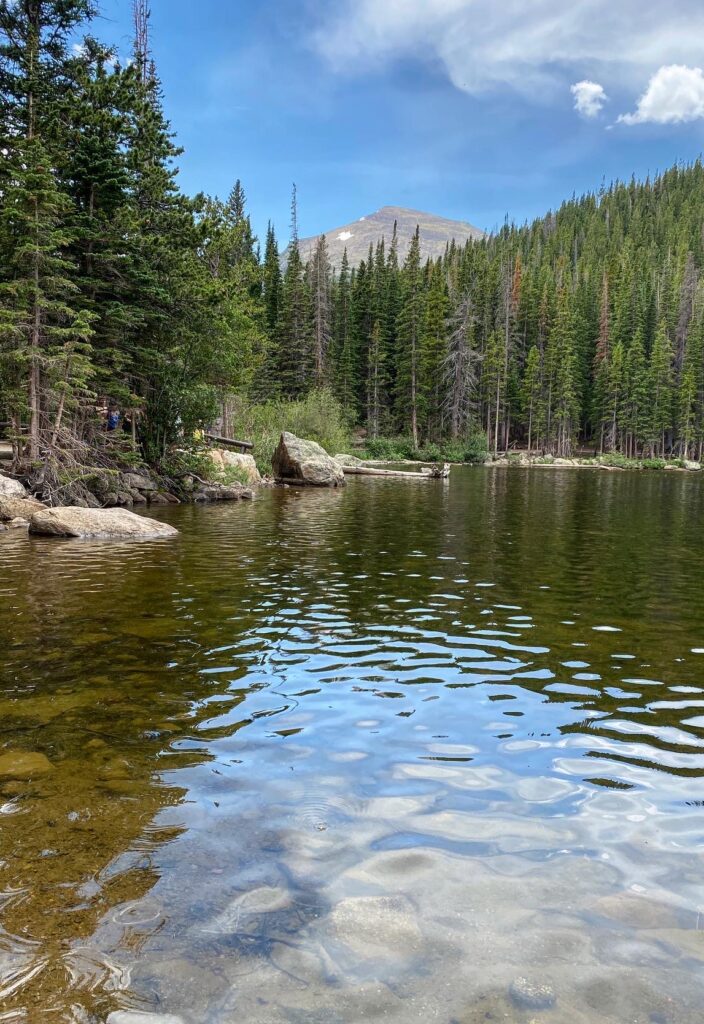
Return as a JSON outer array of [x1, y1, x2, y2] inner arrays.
[[0, 494, 46, 522], [107, 1013, 185, 1024], [509, 976, 556, 1011], [8, 517, 29, 529], [129, 490, 148, 505], [272, 432, 346, 487], [684, 460, 701, 471], [123, 471, 157, 491], [219, 483, 253, 501], [209, 448, 262, 484], [29, 507, 179, 540], [329, 894, 421, 959], [103, 491, 119, 507], [334, 453, 364, 467], [116, 491, 134, 506], [0, 473, 26, 498]]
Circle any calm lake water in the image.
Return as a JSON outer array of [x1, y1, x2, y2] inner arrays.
[[2, 467, 704, 1024]]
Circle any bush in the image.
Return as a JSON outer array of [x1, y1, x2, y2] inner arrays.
[[228, 388, 352, 474], [362, 432, 488, 464], [640, 457, 666, 470], [596, 452, 633, 469], [461, 433, 489, 464]]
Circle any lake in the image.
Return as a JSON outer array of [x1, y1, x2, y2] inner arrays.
[[2, 466, 704, 1023]]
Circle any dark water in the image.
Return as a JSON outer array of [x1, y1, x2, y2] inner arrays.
[[2, 467, 704, 1024]]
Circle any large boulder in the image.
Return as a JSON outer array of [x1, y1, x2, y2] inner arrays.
[[272, 432, 346, 487], [0, 494, 46, 523], [29, 507, 178, 540], [209, 448, 261, 485], [0, 473, 26, 498]]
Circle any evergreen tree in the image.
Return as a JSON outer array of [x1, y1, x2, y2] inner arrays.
[[310, 233, 332, 387], [395, 227, 424, 446], [277, 185, 312, 397], [0, 0, 96, 460]]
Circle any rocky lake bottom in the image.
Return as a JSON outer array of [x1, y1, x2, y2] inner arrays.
[[1, 466, 704, 1023]]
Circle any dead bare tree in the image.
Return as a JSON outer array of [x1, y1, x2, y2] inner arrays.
[[133, 0, 151, 84], [443, 291, 481, 439]]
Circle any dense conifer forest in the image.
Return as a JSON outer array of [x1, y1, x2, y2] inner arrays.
[[3, 0, 704, 480]]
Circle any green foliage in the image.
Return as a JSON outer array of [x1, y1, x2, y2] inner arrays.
[[362, 433, 487, 464], [229, 388, 351, 473], [3, 1, 704, 483]]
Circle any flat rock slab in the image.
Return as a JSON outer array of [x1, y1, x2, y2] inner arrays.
[[0, 751, 53, 779], [107, 1013, 185, 1024], [0, 495, 45, 522], [329, 894, 421, 960], [29, 507, 178, 539]]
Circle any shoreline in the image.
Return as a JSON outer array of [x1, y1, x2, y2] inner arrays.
[[363, 455, 703, 473]]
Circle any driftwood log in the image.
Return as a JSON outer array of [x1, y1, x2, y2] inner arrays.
[[341, 464, 450, 479]]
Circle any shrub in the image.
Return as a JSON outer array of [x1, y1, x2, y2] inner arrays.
[[640, 457, 666, 470], [362, 432, 488, 464]]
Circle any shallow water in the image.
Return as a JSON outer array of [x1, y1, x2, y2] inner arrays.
[[2, 466, 704, 1023]]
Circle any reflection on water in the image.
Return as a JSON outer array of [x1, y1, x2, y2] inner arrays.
[[2, 467, 704, 1023]]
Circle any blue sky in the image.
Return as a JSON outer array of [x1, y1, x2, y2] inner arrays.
[[98, 0, 704, 244]]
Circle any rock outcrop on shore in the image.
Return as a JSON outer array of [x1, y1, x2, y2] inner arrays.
[[272, 432, 346, 487], [209, 449, 261, 485], [0, 494, 46, 523], [0, 473, 27, 498], [29, 506, 179, 539]]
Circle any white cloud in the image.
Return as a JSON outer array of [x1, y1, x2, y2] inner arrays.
[[312, 0, 704, 100], [571, 80, 608, 117], [617, 64, 704, 125]]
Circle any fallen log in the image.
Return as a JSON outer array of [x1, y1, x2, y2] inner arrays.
[[205, 433, 253, 452]]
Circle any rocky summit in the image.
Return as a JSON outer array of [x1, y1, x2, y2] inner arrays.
[[296, 205, 485, 269]]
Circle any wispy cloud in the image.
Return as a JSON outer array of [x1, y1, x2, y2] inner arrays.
[[617, 64, 704, 125], [312, 0, 704, 101], [571, 81, 608, 118]]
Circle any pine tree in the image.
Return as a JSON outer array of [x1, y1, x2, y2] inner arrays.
[[648, 321, 674, 456], [521, 345, 541, 453], [0, 0, 97, 461], [310, 233, 332, 387], [277, 185, 312, 397], [395, 227, 424, 447]]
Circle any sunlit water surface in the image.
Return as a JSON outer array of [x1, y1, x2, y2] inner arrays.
[[2, 467, 704, 1023]]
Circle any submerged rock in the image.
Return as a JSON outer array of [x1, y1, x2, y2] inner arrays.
[[0, 751, 53, 779], [107, 1012, 185, 1024], [509, 976, 556, 1010], [272, 432, 346, 487], [0, 473, 26, 498], [0, 494, 46, 522], [29, 507, 179, 539], [329, 894, 421, 959]]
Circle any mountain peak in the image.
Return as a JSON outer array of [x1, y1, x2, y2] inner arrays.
[[297, 206, 485, 269]]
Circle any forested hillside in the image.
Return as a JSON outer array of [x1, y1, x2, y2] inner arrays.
[[2, 0, 704, 478]]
